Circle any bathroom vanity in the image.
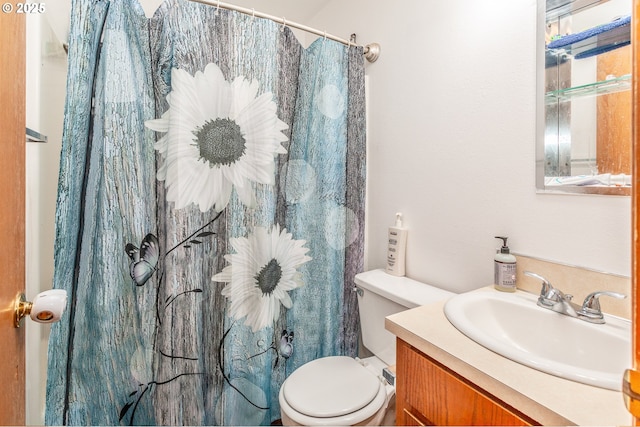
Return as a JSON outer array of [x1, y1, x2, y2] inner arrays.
[[386, 288, 631, 426]]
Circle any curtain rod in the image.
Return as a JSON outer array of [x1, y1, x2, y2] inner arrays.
[[187, 0, 380, 62]]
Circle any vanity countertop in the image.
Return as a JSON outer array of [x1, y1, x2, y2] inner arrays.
[[385, 286, 631, 426]]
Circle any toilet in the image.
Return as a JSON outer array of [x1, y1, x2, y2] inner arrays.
[[279, 269, 455, 426]]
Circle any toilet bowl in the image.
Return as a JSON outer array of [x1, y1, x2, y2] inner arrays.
[[278, 356, 394, 426], [279, 269, 455, 426]]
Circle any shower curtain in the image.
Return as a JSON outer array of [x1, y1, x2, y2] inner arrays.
[[45, 0, 366, 425]]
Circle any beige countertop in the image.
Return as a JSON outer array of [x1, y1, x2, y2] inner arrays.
[[385, 286, 632, 426]]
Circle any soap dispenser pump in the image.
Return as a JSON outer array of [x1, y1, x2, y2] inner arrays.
[[494, 236, 517, 292]]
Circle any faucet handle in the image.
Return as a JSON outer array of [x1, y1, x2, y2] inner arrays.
[[580, 291, 627, 316], [524, 271, 554, 297]]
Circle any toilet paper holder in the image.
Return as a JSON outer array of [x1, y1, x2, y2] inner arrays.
[[14, 289, 68, 328]]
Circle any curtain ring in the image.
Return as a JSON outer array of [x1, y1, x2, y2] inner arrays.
[[323, 30, 327, 41], [281, 17, 286, 30], [215, 0, 220, 15], [251, 8, 255, 19]]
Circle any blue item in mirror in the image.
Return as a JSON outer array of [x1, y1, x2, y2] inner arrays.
[[547, 15, 631, 59]]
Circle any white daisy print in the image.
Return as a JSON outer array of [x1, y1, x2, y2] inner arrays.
[[213, 224, 312, 332], [146, 63, 288, 212]]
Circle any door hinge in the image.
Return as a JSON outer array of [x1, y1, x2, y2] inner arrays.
[[623, 369, 640, 417]]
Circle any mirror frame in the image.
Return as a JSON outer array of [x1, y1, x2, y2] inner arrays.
[[536, 0, 632, 196]]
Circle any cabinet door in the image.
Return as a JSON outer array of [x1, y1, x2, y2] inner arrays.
[[396, 339, 535, 426], [401, 408, 427, 426]]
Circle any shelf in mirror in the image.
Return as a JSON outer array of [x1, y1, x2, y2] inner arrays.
[[545, 73, 630, 103], [545, 0, 610, 21]]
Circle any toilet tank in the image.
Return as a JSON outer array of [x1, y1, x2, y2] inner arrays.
[[354, 269, 454, 365]]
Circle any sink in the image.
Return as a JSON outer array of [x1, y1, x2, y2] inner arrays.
[[443, 289, 631, 391]]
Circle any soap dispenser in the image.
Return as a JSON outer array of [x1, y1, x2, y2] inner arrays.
[[494, 236, 516, 292]]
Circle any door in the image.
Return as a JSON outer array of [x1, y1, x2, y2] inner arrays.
[[0, 10, 26, 426], [629, 0, 640, 424]]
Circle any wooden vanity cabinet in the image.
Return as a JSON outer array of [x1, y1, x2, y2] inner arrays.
[[395, 339, 538, 426]]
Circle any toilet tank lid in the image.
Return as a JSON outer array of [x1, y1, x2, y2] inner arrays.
[[354, 269, 454, 309]]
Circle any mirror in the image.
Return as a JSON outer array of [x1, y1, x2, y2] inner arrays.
[[537, 0, 632, 195]]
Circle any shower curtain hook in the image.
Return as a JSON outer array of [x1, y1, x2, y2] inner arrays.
[[251, 8, 255, 19], [323, 30, 327, 41], [281, 17, 286, 31], [215, 0, 220, 15]]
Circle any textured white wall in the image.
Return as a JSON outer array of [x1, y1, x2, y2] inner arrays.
[[26, 13, 67, 425], [304, 0, 631, 292]]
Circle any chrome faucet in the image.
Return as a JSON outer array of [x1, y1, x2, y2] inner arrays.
[[578, 290, 627, 323], [523, 271, 626, 324]]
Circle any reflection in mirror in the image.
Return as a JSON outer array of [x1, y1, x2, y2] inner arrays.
[[537, 0, 631, 195]]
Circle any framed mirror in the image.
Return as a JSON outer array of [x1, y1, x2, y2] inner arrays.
[[537, 0, 632, 195]]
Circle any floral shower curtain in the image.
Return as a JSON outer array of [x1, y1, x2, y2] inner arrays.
[[45, 0, 366, 425]]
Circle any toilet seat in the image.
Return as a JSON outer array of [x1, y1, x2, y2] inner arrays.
[[279, 356, 391, 426]]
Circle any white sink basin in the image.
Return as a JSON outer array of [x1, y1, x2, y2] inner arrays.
[[443, 289, 631, 391]]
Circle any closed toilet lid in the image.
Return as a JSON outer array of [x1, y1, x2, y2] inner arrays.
[[282, 356, 382, 418]]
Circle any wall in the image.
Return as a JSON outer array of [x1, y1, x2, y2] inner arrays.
[[305, 0, 631, 293], [26, 13, 67, 425]]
